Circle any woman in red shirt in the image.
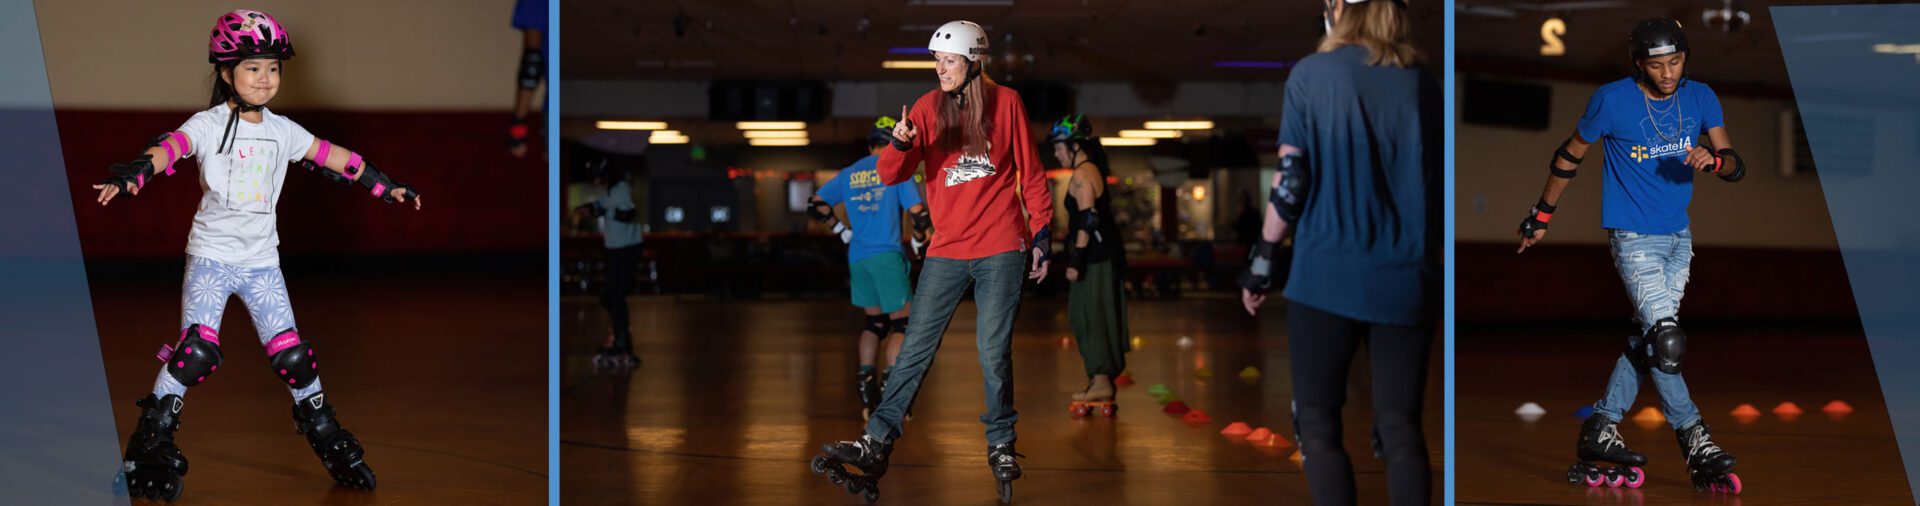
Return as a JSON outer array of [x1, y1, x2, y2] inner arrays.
[[808, 20, 1053, 504]]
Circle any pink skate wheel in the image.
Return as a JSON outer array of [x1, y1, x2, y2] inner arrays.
[[1624, 467, 1645, 489], [1605, 472, 1625, 488], [1726, 473, 1742, 494], [1584, 473, 1603, 487]]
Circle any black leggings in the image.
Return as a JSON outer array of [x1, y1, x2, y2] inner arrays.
[[1289, 301, 1431, 506], [601, 245, 642, 347]]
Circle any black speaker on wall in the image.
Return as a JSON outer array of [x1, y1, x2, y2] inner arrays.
[[709, 80, 829, 122], [1002, 81, 1075, 123], [1463, 76, 1552, 130]]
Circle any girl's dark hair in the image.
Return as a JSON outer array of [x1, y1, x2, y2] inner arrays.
[[208, 60, 281, 109], [1078, 138, 1112, 178], [207, 62, 239, 109]]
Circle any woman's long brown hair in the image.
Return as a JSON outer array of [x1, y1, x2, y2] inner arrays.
[[935, 69, 996, 156]]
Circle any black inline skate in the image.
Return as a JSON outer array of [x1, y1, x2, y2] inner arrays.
[[293, 393, 377, 490], [988, 442, 1024, 503], [591, 333, 639, 370], [810, 434, 892, 503], [1676, 421, 1740, 494], [857, 369, 881, 420], [122, 394, 189, 502], [1567, 414, 1647, 488]]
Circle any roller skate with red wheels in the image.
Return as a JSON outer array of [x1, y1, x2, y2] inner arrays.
[[1067, 375, 1117, 418], [1677, 421, 1741, 494], [1567, 414, 1647, 489]]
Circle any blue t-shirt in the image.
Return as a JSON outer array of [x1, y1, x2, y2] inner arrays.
[[817, 155, 925, 264], [1577, 77, 1725, 234], [1276, 46, 1439, 327]]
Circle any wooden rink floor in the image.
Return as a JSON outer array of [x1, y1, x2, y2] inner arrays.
[[1455, 320, 1911, 505], [92, 271, 549, 505], [560, 295, 1444, 505]]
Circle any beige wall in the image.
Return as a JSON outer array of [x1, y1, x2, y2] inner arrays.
[[37, 0, 527, 110], [1455, 77, 1840, 249]]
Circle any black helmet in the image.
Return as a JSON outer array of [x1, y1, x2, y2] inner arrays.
[[1628, 17, 1690, 89], [1629, 17, 1688, 62]]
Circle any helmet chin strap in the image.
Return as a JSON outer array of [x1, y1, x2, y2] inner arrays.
[[219, 96, 268, 154], [945, 60, 981, 105]]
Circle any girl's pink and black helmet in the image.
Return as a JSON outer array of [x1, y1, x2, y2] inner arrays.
[[208, 9, 294, 64]]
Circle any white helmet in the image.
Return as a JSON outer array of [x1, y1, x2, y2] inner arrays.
[[928, 21, 989, 62]]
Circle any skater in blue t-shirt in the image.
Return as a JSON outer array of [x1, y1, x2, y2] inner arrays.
[[806, 116, 931, 421], [1517, 17, 1746, 495]]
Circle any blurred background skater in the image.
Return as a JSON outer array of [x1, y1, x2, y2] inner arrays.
[[805, 115, 929, 420], [1049, 114, 1131, 418], [575, 157, 643, 369]]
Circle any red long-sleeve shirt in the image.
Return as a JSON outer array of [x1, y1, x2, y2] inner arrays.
[[877, 85, 1053, 260]]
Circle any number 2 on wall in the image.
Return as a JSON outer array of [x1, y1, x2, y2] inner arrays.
[[1541, 18, 1567, 57]]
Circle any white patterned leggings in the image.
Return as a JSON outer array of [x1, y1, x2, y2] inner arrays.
[[151, 255, 323, 400]]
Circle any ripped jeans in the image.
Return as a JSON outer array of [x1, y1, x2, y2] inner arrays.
[[1591, 228, 1702, 431]]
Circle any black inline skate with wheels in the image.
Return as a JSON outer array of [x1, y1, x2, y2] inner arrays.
[[1676, 421, 1740, 494], [856, 369, 881, 420], [988, 442, 1024, 503], [1567, 414, 1647, 488], [293, 393, 377, 490], [810, 434, 892, 503], [591, 333, 639, 370], [122, 394, 189, 502]]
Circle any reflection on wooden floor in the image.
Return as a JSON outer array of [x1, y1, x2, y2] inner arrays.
[[93, 274, 548, 505], [561, 295, 1443, 505], [1457, 320, 1910, 505]]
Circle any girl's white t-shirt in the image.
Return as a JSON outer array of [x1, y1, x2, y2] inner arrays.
[[176, 104, 315, 268]]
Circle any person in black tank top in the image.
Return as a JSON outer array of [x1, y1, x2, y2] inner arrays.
[[1048, 115, 1131, 415]]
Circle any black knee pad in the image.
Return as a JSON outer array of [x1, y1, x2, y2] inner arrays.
[[1624, 331, 1651, 373], [1649, 318, 1686, 374], [889, 316, 908, 335], [518, 46, 544, 90], [161, 324, 223, 387], [863, 315, 890, 337], [265, 329, 320, 389]]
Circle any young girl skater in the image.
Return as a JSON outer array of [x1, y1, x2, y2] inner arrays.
[[92, 10, 421, 501]]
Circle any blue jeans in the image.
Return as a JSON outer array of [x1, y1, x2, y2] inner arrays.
[[1593, 228, 1702, 430], [865, 251, 1026, 446]]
